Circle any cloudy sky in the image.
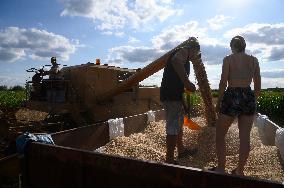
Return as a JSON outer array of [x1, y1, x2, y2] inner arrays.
[[0, 0, 284, 89]]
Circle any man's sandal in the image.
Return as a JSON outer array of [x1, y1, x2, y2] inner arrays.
[[178, 148, 198, 159]]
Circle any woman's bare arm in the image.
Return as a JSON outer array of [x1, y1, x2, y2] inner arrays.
[[253, 58, 261, 100], [216, 57, 229, 111]]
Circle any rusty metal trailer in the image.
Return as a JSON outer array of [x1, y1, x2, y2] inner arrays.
[[21, 110, 283, 188]]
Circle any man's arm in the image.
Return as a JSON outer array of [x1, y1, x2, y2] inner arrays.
[[42, 65, 60, 76], [171, 49, 196, 91]]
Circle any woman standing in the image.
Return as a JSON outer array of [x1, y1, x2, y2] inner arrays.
[[214, 36, 261, 175]]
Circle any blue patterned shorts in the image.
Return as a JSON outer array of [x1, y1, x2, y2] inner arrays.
[[220, 87, 256, 117]]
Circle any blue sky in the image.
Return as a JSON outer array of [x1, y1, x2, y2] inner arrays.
[[0, 0, 284, 89]]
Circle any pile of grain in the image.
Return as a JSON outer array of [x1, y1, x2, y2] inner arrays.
[[15, 108, 48, 123], [97, 117, 284, 183], [96, 120, 167, 162]]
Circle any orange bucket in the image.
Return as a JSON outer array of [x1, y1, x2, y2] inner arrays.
[[183, 116, 201, 130]]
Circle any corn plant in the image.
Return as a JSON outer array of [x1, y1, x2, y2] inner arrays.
[[0, 90, 26, 109], [189, 92, 203, 117], [257, 91, 284, 127]]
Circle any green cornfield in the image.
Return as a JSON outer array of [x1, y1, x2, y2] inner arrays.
[[257, 91, 284, 127], [189, 92, 203, 116], [0, 90, 26, 109], [0, 89, 283, 127]]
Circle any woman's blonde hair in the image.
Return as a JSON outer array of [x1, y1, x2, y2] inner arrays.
[[230, 35, 246, 53]]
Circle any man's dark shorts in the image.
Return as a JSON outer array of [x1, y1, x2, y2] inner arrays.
[[220, 87, 256, 117]]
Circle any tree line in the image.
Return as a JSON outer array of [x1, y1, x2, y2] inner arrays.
[[0, 85, 25, 91]]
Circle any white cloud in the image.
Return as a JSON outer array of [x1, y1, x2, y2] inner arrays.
[[0, 47, 25, 62], [159, 0, 173, 3], [128, 36, 140, 44], [140, 69, 163, 86], [107, 21, 229, 67], [105, 58, 123, 67], [59, 0, 181, 32], [0, 74, 27, 87], [207, 15, 234, 30], [101, 31, 113, 36], [225, 23, 284, 45], [0, 27, 79, 63], [261, 78, 284, 89], [261, 69, 284, 78], [107, 45, 163, 65], [224, 23, 284, 62], [151, 21, 207, 50], [114, 32, 124, 37], [267, 46, 284, 61], [201, 44, 229, 65], [101, 31, 124, 37]]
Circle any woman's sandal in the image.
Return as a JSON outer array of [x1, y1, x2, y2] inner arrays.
[[207, 166, 217, 171], [206, 166, 227, 174], [166, 160, 179, 165], [231, 168, 244, 176]]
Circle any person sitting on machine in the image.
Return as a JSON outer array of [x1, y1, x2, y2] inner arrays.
[[42, 57, 63, 89], [44, 57, 61, 80]]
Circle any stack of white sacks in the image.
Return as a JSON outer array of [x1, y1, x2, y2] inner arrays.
[[255, 113, 284, 161]]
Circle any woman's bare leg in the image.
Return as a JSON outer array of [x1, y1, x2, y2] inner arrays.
[[236, 114, 253, 175], [216, 114, 235, 172]]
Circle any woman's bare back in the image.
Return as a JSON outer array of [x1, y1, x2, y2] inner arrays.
[[224, 52, 258, 88]]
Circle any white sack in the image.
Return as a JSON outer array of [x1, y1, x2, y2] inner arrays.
[[108, 118, 124, 140]]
